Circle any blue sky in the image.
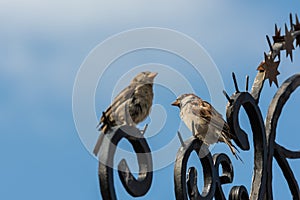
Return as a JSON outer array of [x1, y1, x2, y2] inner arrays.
[[1, 1, 300, 199]]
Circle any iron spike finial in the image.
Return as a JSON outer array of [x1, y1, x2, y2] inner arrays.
[[266, 35, 273, 52], [232, 72, 240, 93], [275, 24, 281, 37], [290, 13, 294, 31], [246, 75, 249, 92], [284, 23, 295, 62], [296, 14, 300, 25], [223, 90, 232, 103]]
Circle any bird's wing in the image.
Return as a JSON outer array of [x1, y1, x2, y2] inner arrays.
[[191, 100, 219, 121], [191, 100, 240, 160], [95, 84, 136, 151], [99, 83, 136, 124], [191, 100, 232, 138], [190, 100, 212, 121]]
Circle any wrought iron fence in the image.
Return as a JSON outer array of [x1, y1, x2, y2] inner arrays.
[[94, 14, 300, 200]]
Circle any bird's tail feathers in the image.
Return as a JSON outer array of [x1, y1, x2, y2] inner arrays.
[[96, 120, 108, 133], [96, 121, 101, 129], [93, 132, 105, 156], [99, 124, 109, 133], [97, 112, 112, 133], [221, 132, 243, 163], [94, 116, 111, 156]]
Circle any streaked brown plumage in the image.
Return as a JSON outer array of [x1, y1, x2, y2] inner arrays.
[[172, 93, 241, 160], [93, 71, 157, 155]]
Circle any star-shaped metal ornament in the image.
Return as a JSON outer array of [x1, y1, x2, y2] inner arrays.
[[257, 53, 280, 87], [273, 24, 284, 43], [284, 23, 295, 62], [294, 14, 300, 47]]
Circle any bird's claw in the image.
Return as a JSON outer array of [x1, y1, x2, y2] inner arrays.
[[191, 121, 196, 136]]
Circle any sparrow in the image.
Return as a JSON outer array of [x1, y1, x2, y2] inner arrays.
[[93, 71, 158, 155], [172, 93, 241, 160]]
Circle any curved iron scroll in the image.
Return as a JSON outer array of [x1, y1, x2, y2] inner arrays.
[[226, 91, 267, 200], [174, 137, 249, 200], [223, 72, 300, 200], [94, 14, 300, 200], [265, 74, 300, 200], [97, 125, 153, 200]]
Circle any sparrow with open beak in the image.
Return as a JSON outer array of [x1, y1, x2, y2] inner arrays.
[[94, 71, 158, 155], [172, 93, 241, 160]]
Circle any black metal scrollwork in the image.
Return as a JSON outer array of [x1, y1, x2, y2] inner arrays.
[[174, 137, 215, 200], [265, 74, 300, 200], [174, 137, 249, 200], [174, 71, 300, 200], [225, 78, 268, 200], [213, 153, 235, 200], [224, 72, 300, 200], [229, 186, 249, 200], [96, 14, 300, 200], [96, 125, 153, 200]]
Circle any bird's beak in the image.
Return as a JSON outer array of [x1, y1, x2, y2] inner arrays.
[[148, 72, 158, 79], [171, 100, 180, 107]]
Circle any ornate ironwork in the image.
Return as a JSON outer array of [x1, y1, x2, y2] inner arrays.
[[173, 13, 300, 200], [95, 13, 300, 200], [174, 137, 250, 200], [96, 125, 153, 200], [265, 74, 300, 200]]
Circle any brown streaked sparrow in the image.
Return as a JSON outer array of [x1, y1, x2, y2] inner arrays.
[[93, 71, 158, 155], [172, 93, 241, 160]]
